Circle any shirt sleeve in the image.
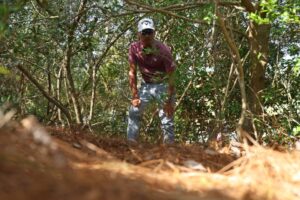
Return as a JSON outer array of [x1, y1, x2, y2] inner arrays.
[[162, 45, 176, 73], [128, 43, 137, 65]]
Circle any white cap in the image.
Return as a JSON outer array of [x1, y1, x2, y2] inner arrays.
[[138, 18, 155, 32]]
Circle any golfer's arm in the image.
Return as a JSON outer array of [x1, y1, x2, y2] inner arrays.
[[167, 71, 175, 100], [129, 63, 138, 99]]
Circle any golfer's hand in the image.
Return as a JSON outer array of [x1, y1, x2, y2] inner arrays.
[[131, 98, 141, 107], [164, 102, 174, 117]]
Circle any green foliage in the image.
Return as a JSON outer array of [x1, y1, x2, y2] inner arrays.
[[202, 3, 215, 24], [249, 12, 270, 24], [293, 57, 300, 75], [0, 0, 27, 36], [292, 126, 300, 136], [0, 3, 9, 34], [0, 73, 20, 107], [249, 0, 300, 24], [0, 65, 10, 75]]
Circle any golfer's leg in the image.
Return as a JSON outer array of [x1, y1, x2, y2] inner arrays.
[[127, 85, 149, 141], [155, 83, 175, 144], [158, 108, 175, 144]]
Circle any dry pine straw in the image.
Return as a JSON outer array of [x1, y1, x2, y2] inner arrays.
[[217, 146, 300, 200], [1, 113, 300, 200], [71, 143, 300, 200]]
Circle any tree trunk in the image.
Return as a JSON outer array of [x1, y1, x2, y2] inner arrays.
[[241, 0, 271, 142], [88, 64, 97, 122], [243, 21, 270, 142], [216, 7, 248, 142], [62, 46, 83, 124], [61, 0, 88, 125], [56, 65, 65, 125], [248, 22, 271, 115], [46, 63, 52, 116]]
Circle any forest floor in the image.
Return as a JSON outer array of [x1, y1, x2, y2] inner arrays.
[[1, 116, 300, 200]]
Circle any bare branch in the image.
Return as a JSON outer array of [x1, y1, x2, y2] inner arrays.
[[241, 0, 256, 13], [16, 64, 72, 122], [125, 0, 246, 37], [125, 0, 208, 25], [216, 3, 248, 141], [218, 1, 241, 7]]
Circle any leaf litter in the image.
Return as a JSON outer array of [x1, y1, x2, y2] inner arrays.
[[0, 115, 300, 200]]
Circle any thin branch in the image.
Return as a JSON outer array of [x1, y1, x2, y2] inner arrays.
[[10, 16, 59, 25], [94, 14, 144, 71], [175, 77, 194, 110], [241, 0, 256, 13], [216, 2, 248, 141], [108, 4, 205, 17], [124, 0, 246, 37], [15, 64, 71, 122], [125, 0, 208, 24], [218, 2, 241, 7], [31, 0, 46, 17]]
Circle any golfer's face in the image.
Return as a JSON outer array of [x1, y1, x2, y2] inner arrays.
[[139, 29, 155, 45]]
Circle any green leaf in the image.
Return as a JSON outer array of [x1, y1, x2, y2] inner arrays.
[[249, 13, 270, 25], [292, 126, 300, 136], [257, 52, 262, 59], [293, 57, 300, 75], [0, 65, 10, 75]]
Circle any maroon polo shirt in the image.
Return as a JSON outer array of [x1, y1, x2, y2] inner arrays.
[[129, 40, 176, 83]]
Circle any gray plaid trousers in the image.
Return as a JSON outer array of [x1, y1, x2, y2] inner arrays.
[[127, 83, 174, 144]]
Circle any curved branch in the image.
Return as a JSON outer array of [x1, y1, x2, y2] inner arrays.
[[125, 0, 246, 37], [15, 64, 72, 122], [125, 0, 208, 25]]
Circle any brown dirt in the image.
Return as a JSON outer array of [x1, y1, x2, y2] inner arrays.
[[0, 121, 300, 200]]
